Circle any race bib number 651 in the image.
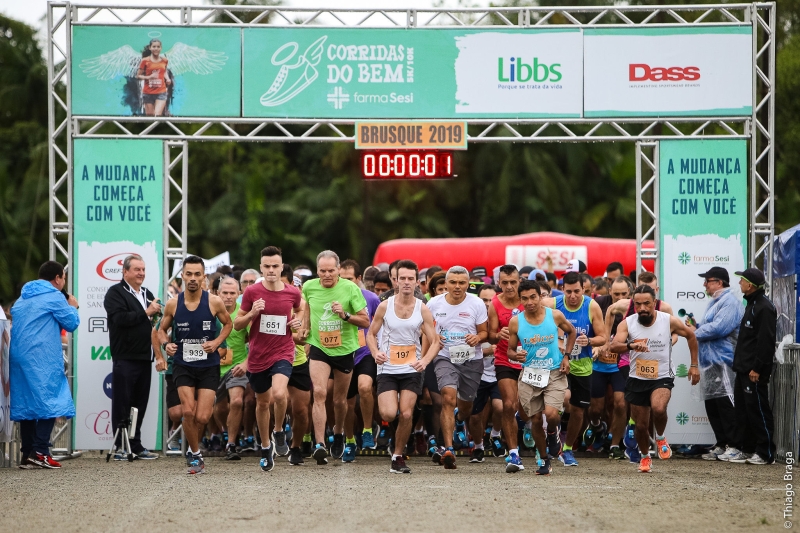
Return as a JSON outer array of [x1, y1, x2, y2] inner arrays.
[[260, 315, 287, 335]]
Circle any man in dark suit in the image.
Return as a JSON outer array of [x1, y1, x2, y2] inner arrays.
[[103, 254, 163, 459]]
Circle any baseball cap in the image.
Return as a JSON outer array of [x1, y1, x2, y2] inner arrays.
[[471, 266, 487, 278], [697, 266, 730, 284], [519, 266, 534, 277], [530, 268, 547, 281], [734, 267, 766, 287], [418, 268, 428, 282], [565, 259, 587, 273]]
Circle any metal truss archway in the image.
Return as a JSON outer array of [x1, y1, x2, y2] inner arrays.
[[44, 1, 776, 456]]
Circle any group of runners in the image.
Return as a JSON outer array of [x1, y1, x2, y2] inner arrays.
[[156, 250, 699, 475]]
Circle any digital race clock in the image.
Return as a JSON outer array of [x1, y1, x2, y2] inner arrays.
[[361, 151, 454, 180]]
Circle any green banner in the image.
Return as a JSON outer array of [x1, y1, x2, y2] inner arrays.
[[73, 139, 164, 450], [658, 139, 747, 445], [242, 27, 583, 119], [72, 26, 241, 117]]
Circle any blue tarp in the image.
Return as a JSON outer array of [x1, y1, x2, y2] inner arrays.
[[773, 223, 800, 278]]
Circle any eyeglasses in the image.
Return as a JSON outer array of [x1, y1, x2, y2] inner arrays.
[[240, 279, 256, 286], [703, 278, 721, 284]]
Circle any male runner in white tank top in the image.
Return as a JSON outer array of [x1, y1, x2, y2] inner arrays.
[[610, 285, 699, 473], [367, 260, 440, 474]]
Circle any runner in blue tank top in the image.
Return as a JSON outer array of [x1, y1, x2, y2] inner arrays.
[[506, 280, 576, 475], [547, 272, 607, 467], [158, 256, 232, 474]]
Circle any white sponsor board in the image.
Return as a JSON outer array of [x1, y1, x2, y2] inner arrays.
[[454, 30, 583, 117], [584, 27, 753, 117], [505, 245, 587, 272], [75, 241, 161, 450], [661, 235, 745, 444], [172, 251, 231, 278]]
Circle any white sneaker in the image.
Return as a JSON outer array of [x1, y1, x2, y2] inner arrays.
[[702, 446, 726, 461], [723, 448, 749, 463], [746, 453, 770, 465]]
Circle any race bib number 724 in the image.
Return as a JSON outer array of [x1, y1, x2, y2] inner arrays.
[[449, 344, 473, 365]]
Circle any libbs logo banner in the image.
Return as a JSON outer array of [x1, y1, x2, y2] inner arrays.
[[497, 57, 562, 83]]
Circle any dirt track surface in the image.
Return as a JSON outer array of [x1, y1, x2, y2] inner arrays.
[[0, 453, 790, 532]]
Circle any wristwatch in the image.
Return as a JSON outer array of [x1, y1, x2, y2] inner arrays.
[[343, 312, 351, 322], [626, 341, 632, 351]]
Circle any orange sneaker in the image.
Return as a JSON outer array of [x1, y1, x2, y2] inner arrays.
[[656, 437, 672, 460], [443, 450, 457, 470], [638, 455, 652, 473]]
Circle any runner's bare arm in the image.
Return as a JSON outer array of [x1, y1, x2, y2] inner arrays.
[[506, 316, 524, 363], [234, 294, 263, 331], [289, 297, 305, 331], [608, 299, 629, 317], [553, 309, 577, 355], [209, 295, 233, 350], [670, 315, 700, 385], [609, 320, 630, 353], [418, 304, 440, 368], [346, 307, 370, 329], [157, 298, 177, 345], [487, 304, 501, 344], [588, 300, 608, 347], [300, 300, 311, 339], [465, 321, 488, 347], [367, 301, 388, 364], [151, 328, 166, 372], [660, 301, 679, 345]]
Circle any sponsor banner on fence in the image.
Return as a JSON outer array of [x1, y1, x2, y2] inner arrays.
[[71, 26, 241, 117], [171, 251, 231, 278], [73, 139, 164, 450], [242, 28, 583, 119], [659, 139, 747, 444], [0, 320, 10, 442], [584, 27, 752, 117]]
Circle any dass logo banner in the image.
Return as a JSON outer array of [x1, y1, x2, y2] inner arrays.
[[583, 27, 752, 117]]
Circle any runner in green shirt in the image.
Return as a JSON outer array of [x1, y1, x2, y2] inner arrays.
[[300, 250, 369, 464]]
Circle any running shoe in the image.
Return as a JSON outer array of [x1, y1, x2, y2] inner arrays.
[[535, 458, 552, 476], [453, 423, 469, 451], [724, 449, 750, 463], [288, 446, 304, 466], [623, 423, 637, 451], [638, 454, 652, 473], [30, 452, 61, 469], [655, 436, 672, 460], [312, 444, 328, 465], [187, 454, 205, 474], [17, 456, 41, 470], [415, 432, 427, 456], [427, 436, 438, 457], [113, 451, 132, 461], [301, 440, 312, 458], [390, 456, 411, 474], [431, 446, 445, 465], [624, 448, 641, 464], [609, 446, 625, 460], [210, 435, 223, 453], [243, 436, 256, 452], [331, 433, 345, 459], [225, 444, 241, 461], [167, 429, 181, 451], [546, 431, 562, 459], [201, 436, 210, 452], [522, 426, 535, 449], [362, 431, 376, 450], [443, 449, 457, 469], [134, 449, 159, 460], [491, 436, 507, 457], [505, 452, 524, 473], [260, 446, 275, 472], [284, 422, 293, 444], [702, 446, 726, 461], [342, 442, 357, 463], [273, 431, 290, 457], [746, 453, 770, 465], [583, 421, 606, 448], [376, 423, 390, 447], [559, 449, 578, 466], [535, 448, 543, 467], [470, 448, 485, 463]]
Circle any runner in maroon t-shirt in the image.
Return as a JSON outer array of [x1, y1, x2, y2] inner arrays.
[[234, 246, 303, 472], [487, 265, 526, 467]]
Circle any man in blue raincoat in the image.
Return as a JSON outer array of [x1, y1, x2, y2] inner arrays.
[[684, 266, 744, 462], [10, 261, 79, 469]]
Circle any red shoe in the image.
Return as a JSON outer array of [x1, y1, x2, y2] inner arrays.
[[415, 433, 427, 456], [443, 450, 457, 469], [31, 452, 61, 469], [638, 455, 652, 473]]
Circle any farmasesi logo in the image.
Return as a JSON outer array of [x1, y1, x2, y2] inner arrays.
[[497, 57, 562, 84], [678, 252, 691, 265], [676, 412, 689, 425]]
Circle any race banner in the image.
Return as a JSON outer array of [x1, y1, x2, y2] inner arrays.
[[584, 27, 752, 117], [73, 139, 164, 450], [242, 27, 583, 119], [659, 139, 748, 444], [71, 26, 241, 117]]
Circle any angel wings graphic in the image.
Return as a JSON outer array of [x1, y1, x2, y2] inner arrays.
[[79, 42, 228, 115]]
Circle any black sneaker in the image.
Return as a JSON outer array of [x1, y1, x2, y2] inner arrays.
[[224, 444, 241, 461], [273, 431, 289, 457], [470, 448, 485, 463], [301, 440, 313, 458], [259, 446, 275, 472], [376, 423, 390, 447], [546, 431, 562, 459], [431, 446, 444, 465], [390, 456, 411, 474], [312, 444, 328, 465], [331, 433, 345, 459], [491, 435, 507, 457], [288, 446, 304, 466], [535, 458, 552, 476]]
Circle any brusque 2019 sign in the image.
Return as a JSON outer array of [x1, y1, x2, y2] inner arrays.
[[73, 139, 164, 450], [659, 139, 748, 445]]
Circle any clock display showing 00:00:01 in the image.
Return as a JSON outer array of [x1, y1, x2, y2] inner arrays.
[[361, 151, 453, 179]]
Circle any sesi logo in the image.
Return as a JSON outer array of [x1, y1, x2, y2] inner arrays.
[[629, 64, 700, 82], [498, 58, 562, 83]]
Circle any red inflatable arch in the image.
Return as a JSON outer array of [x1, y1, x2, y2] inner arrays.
[[373, 232, 655, 278]]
